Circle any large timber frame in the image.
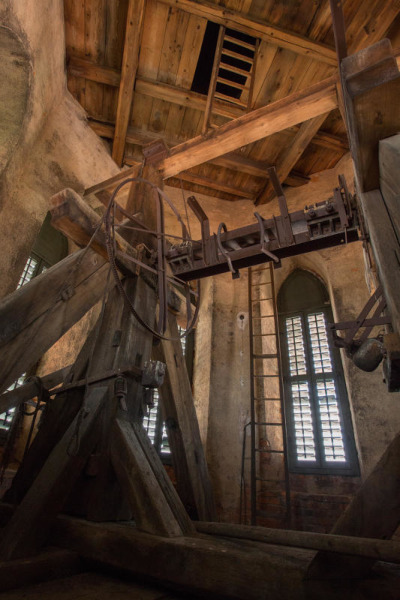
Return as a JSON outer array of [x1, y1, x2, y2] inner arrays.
[[1, 5, 400, 596]]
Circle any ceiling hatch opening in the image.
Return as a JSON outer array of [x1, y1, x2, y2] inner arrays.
[[191, 23, 257, 103]]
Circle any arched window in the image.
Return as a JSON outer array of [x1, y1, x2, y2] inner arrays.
[[0, 214, 68, 438], [278, 270, 359, 475]]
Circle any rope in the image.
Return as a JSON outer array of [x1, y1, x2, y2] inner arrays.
[[102, 177, 200, 342]]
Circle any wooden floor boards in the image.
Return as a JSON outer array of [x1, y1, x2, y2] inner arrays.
[[0, 572, 181, 600]]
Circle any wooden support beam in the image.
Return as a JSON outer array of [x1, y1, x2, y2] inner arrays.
[[90, 120, 311, 187], [307, 430, 400, 579], [53, 518, 309, 600], [0, 386, 109, 560], [256, 113, 329, 204], [0, 249, 112, 395], [111, 418, 194, 536], [196, 522, 400, 564], [112, 0, 146, 166], [360, 189, 400, 336], [153, 311, 216, 521], [161, 75, 339, 178], [159, 0, 337, 66], [68, 57, 121, 86], [176, 171, 254, 199], [0, 365, 70, 415], [380, 133, 400, 240], [340, 39, 400, 193], [90, 115, 348, 158], [51, 517, 400, 600], [0, 549, 83, 592], [50, 188, 137, 274], [83, 164, 141, 200]]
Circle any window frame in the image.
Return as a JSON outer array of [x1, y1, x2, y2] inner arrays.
[[279, 285, 359, 476]]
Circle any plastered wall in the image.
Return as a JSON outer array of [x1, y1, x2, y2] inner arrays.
[[0, 0, 119, 298]]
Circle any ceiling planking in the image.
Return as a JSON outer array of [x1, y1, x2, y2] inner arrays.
[[64, 0, 400, 202]]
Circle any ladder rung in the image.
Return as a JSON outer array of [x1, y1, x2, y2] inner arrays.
[[255, 449, 284, 454], [218, 62, 252, 77], [217, 76, 248, 90], [256, 422, 283, 426], [224, 34, 257, 51], [252, 353, 278, 359], [214, 92, 247, 107], [221, 48, 254, 64]]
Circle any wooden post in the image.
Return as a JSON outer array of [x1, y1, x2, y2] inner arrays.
[[0, 248, 112, 394], [307, 431, 400, 578], [154, 310, 216, 521], [111, 418, 194, 536], [0, 386, 109, 560]]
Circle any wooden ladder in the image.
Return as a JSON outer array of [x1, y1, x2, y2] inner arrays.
[[203, 27, 259, 134], [247, 263, 291, 527]]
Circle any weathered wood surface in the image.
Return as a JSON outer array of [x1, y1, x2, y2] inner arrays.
[[202, 25, 225, 135], [307, 431, 400, 579], [111, 418, 194, 536], [83, 164, 141, 202], [50, 188, 137, 275], [256, 113, 329, 204], [112, 0, 146, 166], [160, 75, 338, 178], [196, 522, 400, 564], [0, 386, 109, 560], [153, 311, 216, 521], [0, 549, 83, 592], [51, 517, 400, 600], [341, 39, 400, 193], [65, 273, 156, 522], [158, 0, 337, 65], [0, 365, 70, 414], [0, 249, 111, 395], [360, 189, 400, 336], [53, 517, 309, 600], [379, 133, 400, 240]]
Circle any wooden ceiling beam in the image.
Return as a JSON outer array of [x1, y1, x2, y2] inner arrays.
[[161, 75, 339, 179], [175, 172, 254, 199], [256, 113, 330, 205], [68, 58, 348, 152], [112, 0, 146, 167], [88, 119, 309, 188], [211, 153, 310, 186], [159, 0, 337, 66]]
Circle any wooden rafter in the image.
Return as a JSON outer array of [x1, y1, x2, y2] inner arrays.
[[112, 0, 146, 166], [69, 57, 350, 154], [88, 120, 311, 192], [256, 113, 330, 205], [160, 75, 339, 179], [158, 0, 337, 66]]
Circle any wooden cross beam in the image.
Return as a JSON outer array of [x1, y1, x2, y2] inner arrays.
[[160, 75, 339, 179], [112, 0, 146, 166]]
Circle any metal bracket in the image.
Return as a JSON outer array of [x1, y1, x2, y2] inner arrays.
[[217, 222, 240, 279], [254, 212, 280, 263], [142, 139, 169, 165], [329, 285, 391, 354]]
